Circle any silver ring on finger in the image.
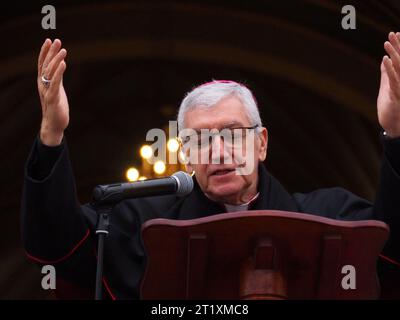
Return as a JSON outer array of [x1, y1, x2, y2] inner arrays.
[[41, 75, 51, 88]]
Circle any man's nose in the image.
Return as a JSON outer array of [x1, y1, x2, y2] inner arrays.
[[210, 135, 232, 164]]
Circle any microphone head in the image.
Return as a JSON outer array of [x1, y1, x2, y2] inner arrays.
[[172, 171, 194, 197]]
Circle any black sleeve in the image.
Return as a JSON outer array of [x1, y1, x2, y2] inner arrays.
[[21, 136, 97, 288], [373, 132, 400, 260], [29, 135, 65, 180], [293, 131, 400, 261]]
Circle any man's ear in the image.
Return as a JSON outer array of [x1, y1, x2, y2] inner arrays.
[[180, 147, 194, 174], [258, 127, 268, 162]]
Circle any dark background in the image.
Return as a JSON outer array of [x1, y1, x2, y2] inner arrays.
[[1, 0, 400, 299]]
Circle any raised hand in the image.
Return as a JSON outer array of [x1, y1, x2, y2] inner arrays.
[[378, 32, 400, 138], [37, 39, 69, 146]]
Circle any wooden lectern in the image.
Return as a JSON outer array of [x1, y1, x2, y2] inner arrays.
[[140, 210, 389, 299]]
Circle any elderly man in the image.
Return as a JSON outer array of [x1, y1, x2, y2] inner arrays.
[[22, 35, 400, 299]]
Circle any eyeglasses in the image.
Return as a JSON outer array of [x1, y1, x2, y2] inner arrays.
[[178, 125, 260, 152]]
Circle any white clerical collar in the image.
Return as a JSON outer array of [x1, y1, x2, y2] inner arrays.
[[223, 192, 259, 213]]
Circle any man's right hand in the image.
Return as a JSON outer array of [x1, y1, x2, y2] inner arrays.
[[38, 39, 69, 146]]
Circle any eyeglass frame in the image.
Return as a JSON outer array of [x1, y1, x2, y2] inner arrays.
[[177, 124, 261, 152]]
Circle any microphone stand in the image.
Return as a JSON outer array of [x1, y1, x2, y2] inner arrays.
[[92, 183, 120, 300], [90, 172, 192, 299], [93, 203, 112, 300], [91, 178, 176, 299]]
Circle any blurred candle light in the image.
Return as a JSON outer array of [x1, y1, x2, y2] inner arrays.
[[153, 160, 166, 175], [140, 145, 153, 159], [167, 138, 180, 153], [126, 167, 139, 181]]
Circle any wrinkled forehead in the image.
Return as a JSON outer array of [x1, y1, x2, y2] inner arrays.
[[179, 121, 251, 137]]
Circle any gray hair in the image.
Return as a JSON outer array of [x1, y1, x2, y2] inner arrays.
[[177, 80, 262, 131]]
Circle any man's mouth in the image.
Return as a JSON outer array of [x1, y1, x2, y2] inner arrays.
[[211, 168, 236, 176]]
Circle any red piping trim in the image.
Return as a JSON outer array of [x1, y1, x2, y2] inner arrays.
[[26, 229, 91, 264], [379, 254, 400, 268], [103, 277, 117, 300]]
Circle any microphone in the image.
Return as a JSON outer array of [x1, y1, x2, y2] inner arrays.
[[92, 171, 194, 206]]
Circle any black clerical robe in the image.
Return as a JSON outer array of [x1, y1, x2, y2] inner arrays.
[[21, 133, 400, 299]]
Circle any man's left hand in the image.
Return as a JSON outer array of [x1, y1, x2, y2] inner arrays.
[[378, 31, 400, 138]]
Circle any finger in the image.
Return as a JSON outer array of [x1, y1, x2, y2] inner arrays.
[[38, 39, 52, 76], [48, 60, 66, 94], [384, 41, 400, 75], [389, 32, 400, 55], [43, 49, 67, 79], [42, 39, 62, 74], [383, 56, 400, 98], [380, 57, 390, 94], [383, 56, 398, 84], [381, 56, 388, 81]]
